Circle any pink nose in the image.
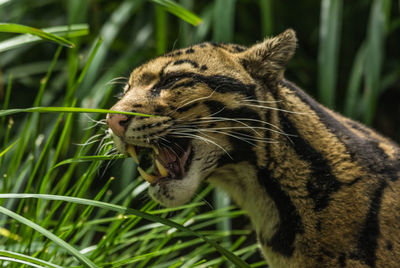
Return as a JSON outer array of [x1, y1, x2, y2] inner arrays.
[[106, 113, 130, 137]]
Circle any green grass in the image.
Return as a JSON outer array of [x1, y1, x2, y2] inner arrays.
[[0, 0, 399, 267]]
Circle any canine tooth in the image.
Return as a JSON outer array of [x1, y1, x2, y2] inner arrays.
[[137, 167, 158, 184], [155, 159, 168, 177], [127, 145, 139, 164], [152, 145, 159, 155]]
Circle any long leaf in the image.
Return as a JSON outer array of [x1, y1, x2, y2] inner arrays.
[[213, 0, 236, 42], [344, 43, 366, 117], [0, 250, 62, 268], [0, 24, 89, 53], [52, 155, 127, 169], [0, 194, 250, 268], [150, 0, 202, 26], [0, 107, 154, 117], [363, 0, 386, 125], [0, 206, 97, 268], [318, 0, 343, 108], [0, 23, 75, 48], [0, 139, 19, 158]]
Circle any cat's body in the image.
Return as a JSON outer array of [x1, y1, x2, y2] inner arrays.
[[106, 29, 400, 267]]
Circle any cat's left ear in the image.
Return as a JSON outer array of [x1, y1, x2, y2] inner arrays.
[[239, 29, 297, 81]]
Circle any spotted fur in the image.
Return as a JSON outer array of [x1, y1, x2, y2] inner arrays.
[[107, 29, 400, 267]]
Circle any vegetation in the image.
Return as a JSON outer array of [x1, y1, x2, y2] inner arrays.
[[0, 0, 399, 267]]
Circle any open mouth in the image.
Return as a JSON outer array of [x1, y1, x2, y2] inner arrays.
[[126, 139, 192, 185]]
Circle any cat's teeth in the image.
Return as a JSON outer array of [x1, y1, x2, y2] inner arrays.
[[152, 145, 159, 155], [155, 159, 168, 177], [127, 145, 139, 164], [137, 167, 158, 184]]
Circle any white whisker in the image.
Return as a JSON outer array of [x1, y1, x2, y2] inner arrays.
[[243, 103, 308, 115], [170, 131, 232, 159]]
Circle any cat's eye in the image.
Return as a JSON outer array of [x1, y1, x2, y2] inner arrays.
[[162, 76, 182, 87]]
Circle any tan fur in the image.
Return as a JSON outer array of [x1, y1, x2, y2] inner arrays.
[[107, 29, 400, 267]]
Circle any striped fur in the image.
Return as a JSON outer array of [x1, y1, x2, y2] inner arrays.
[[107, 29, 400, 267]]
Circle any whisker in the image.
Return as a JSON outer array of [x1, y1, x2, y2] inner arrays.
[[243, 103, 308, 115], [107, 76, 128, 85], [182, 116, 287, 136], [170, 131, 232, 159]]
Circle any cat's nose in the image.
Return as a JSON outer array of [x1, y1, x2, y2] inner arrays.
[[106, 113, 131, 137]]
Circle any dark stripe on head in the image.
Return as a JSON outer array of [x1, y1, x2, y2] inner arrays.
[[203, 100, 261, 123], [280, 80, 400, 181], [278, 111, 342, 211], [257, 168, 304, 256], [152, 72, 256, 98], [355, 181, 387, 268], [173, 59, 199, 68]]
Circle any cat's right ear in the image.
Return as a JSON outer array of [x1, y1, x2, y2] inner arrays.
[[239, 29, 297, 81]]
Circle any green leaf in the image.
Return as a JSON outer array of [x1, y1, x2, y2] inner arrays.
[[363, 0, 386, 125], [0, 205, 97, 268], [52, 155, 127, 169], [150, 0, 202, 26], [0, 139, 19, 158], [0, 250, 63, 268], [0, 107, 154, 118], [0, 24, 89, 53], [0, 194, 250, 268], [318, 0, 343, 108], [344, 43, 366, 117], [0, 23, 76, 49], [213, 0, 236, 42], [259, 0, 274, 37]]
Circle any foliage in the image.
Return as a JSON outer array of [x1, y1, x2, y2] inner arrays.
[[0, 0, 399, 267]]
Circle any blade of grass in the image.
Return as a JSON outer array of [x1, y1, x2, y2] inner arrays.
[[150, 0, 202, 26], [0, 194, 251, 268], [0, 206, 97, 268], [0, 257, 45, 268], [213, 0, 236, 42], [0, 24, 89, 53], [178, 0, 194, 47], [0, 74, 12, 138], [363, 0, 386, 125], [66, 37, 103, 104], [344, 43, 366, 118], [52, 155, 127, 169], [155, 5, 167, 55], [0, 250, 62, 268], [318, 0, 343, 108], [0, 139, 19, 158], [0, 227, 21, 242], [0, 107, 155, 117], [259, 0, 273, 37], [0, 23, 75, 48]]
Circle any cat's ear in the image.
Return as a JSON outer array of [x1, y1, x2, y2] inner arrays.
[[239, 29, 297, 81]]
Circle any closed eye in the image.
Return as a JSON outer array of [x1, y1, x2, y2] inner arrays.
[[160, 76, 183, 87]]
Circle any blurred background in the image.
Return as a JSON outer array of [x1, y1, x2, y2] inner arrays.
[[0, 0, 399, 267]]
